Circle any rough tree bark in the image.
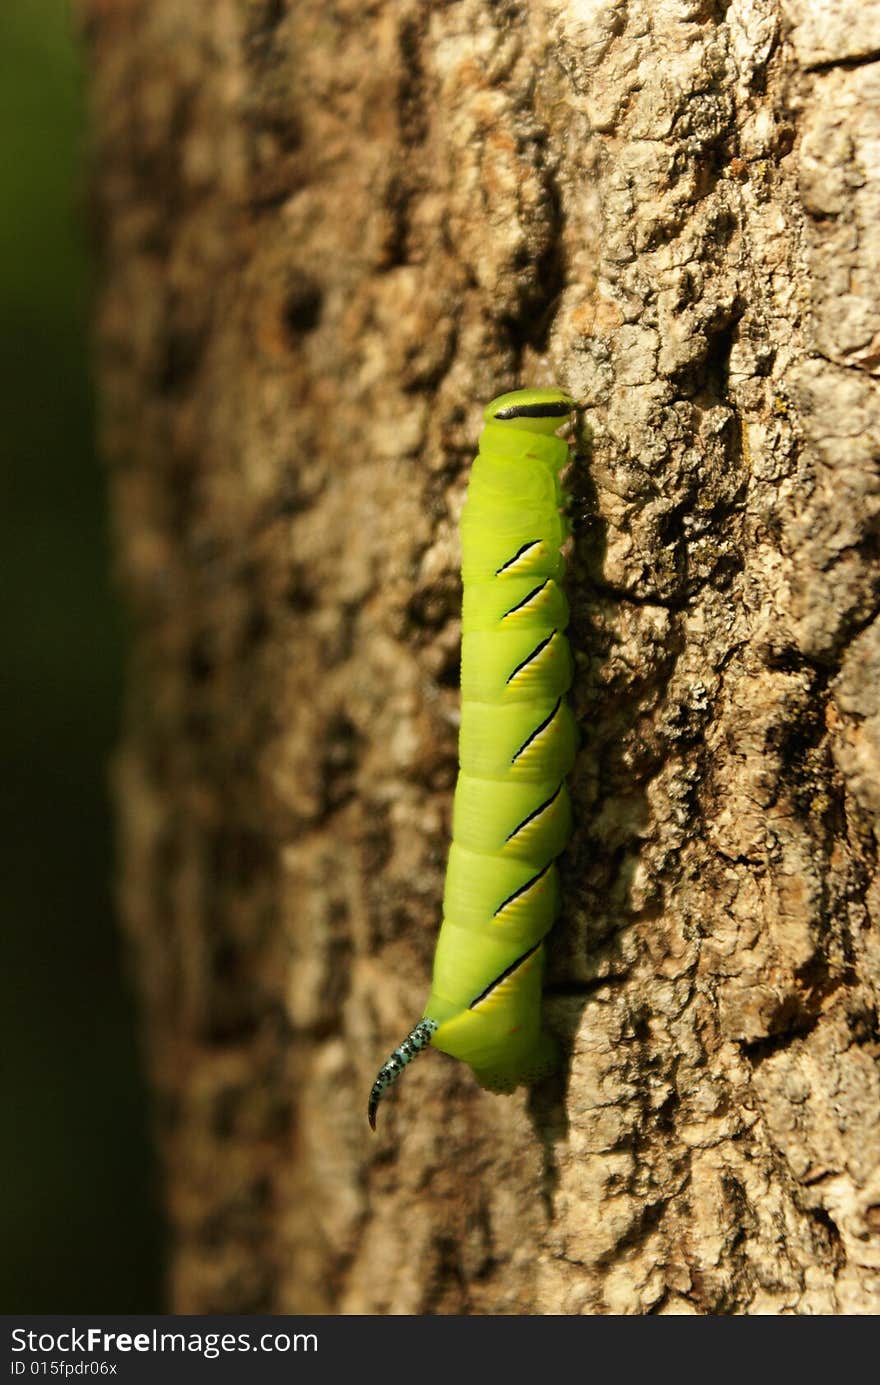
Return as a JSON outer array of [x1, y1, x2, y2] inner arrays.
[[88, 0, 880, 1313]]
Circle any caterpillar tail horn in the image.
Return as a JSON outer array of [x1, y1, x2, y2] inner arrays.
[[368, 1019, 439, 1130]]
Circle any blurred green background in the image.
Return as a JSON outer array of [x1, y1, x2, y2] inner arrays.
[[1, 1, 162, 1309]]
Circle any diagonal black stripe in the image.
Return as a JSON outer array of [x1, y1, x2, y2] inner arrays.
[[493, 861, 553, 917], [506, 630, 555, 685], [468, 941, 542, 1010], [505, 781, 563, 843], [496, 540, 541, 576], [512, 698, 561, 764], [503, 579, 549, 619]]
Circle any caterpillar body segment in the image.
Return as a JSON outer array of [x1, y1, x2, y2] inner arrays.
[[369, 387, 576, 1127]]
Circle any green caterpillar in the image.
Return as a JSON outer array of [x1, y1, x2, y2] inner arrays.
[[369, 387, 576, 1129]]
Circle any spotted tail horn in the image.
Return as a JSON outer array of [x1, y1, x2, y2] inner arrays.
[[368, 1019, 439, 1130]]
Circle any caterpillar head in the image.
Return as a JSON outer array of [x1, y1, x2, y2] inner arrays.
[[484, 387, 574, 435]]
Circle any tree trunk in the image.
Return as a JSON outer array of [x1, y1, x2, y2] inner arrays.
[[87, 0, 880, 1314]]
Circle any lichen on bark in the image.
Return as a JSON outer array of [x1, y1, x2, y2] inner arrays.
[[88, 0, 880, 1312]]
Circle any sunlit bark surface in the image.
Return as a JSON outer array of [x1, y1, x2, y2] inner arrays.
[[90, 0, 880, 1313]]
